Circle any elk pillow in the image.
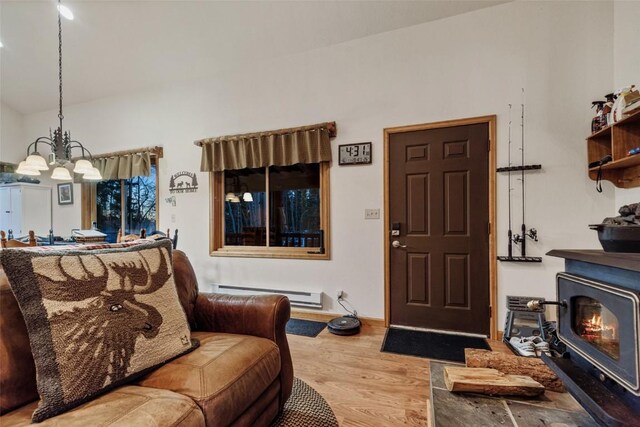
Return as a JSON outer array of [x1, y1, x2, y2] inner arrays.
[[0, 239, 197, 422]]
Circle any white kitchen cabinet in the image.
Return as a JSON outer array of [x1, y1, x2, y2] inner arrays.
[[0, 184, 52, 237]]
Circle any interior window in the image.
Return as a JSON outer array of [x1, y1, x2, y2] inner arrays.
[[214, 162, 329, 259]]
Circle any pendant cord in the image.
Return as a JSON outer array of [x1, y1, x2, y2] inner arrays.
[[58, 0, 64, 129]]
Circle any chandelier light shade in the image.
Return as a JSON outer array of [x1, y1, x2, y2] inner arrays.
[[16, 161, 41, 176], [242, 192, 253, 202], [51, 166, 73, 181], [18, 0, 102, 182], [25, 153, 50, 171], [73, 159, 94, 174]]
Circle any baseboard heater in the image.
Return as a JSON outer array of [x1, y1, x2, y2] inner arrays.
[[214, 284, 323, 309]]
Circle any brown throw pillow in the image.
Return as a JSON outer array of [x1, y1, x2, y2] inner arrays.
[[0, 239, 197, 422]]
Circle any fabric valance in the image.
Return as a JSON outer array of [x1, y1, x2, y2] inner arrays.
[[93, 152, 151, 180], [194, 122, 336, 172], [75, 146, 162, 182]]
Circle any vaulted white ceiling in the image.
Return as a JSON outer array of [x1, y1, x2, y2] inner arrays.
[[0, 0, 506, 114]]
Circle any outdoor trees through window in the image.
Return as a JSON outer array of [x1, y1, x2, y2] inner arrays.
[[96, 164, 157, 242]]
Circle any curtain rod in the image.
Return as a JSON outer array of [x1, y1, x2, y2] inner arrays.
[[194, 121, 337, 146], [73, 146, 164, 160]]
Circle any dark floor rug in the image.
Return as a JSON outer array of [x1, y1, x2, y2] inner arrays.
[[271, 378, 338, 427], [381, 328, 491, 363], [286, 318, 327, 337]]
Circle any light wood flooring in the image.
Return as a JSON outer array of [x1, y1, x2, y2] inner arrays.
[[287, 323, 507, 426]]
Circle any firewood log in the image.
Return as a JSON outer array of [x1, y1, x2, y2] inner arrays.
[[444, 367, 545, 397], [464, 349, 565, 392]]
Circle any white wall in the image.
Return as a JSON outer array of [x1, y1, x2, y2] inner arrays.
[[613, 0, 640, 208], [0, 101, 24, 163], [22, 1, 616, 326], [36, 176, 82, 235]]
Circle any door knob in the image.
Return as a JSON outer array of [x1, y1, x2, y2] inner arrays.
[[392, 240, 407, 248]]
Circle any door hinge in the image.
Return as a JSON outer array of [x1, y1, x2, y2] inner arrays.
[[487, 139, 491, 151], [488, 222, 491, 235], [489, 306, 492, 317]]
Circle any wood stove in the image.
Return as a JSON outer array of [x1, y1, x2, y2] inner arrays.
[[545, 250, 640, 427]]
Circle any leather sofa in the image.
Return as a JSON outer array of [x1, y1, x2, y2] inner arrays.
[[0, 250, 293, 426]]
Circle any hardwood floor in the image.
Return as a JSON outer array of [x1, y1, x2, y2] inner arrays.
[[287, 323, 507, 426]]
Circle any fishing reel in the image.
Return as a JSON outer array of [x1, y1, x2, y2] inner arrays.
[[512, 228, 538, 245]]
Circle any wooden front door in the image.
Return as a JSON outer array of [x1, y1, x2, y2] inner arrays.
[[388, 123, 490, 335]]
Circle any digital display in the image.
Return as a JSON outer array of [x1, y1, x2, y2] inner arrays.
[[339, 142, 372, 165]]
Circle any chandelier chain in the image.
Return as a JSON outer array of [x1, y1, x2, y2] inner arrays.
[[58, 0, 64, 123]]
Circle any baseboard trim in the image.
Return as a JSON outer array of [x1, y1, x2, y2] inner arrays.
[[291, 309, 385, 328]]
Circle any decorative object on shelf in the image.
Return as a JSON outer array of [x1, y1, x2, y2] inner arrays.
[[591, 100, 607, 133], [15, 0, 101, 182], [169, 171, 199, 194], [612, 85, 640, 123], [604, 93, 615, 125], [338, 142, 372, 165], [57, 182, 73, 205], [498, 94, 541, 263]]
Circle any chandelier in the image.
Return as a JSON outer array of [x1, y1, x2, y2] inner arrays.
[[16, 1, 102, 181]]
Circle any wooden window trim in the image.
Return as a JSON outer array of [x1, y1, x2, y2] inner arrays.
[[209, 162, 330, 260], [81, 156, 160, 231]]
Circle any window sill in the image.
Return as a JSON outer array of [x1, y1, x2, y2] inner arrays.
[[209, 246, 330, 260]]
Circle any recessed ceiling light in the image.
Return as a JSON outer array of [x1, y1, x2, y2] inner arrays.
[[57, 4, 74, 21]]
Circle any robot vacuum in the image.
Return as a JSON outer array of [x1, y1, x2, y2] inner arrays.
[[327, 315, 361, 336]]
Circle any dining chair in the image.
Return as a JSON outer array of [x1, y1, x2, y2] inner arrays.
[[0, 230, 37, 248]]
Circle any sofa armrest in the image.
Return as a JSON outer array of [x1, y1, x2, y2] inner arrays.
[[193, 293, 293, 406]]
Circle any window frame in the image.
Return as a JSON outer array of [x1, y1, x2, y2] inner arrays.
[[209, 162, 330, 260], [81, 156, 160, 236]]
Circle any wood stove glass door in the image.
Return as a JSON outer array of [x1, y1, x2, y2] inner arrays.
[[572, 296, 620, 360], [557, 273, 640, 395]]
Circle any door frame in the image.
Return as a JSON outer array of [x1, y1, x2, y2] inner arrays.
[[383, 115, 498, 339]]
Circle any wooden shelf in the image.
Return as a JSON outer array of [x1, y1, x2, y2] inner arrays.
[[587, 109, 640, 188], [589, 154, 640, 171], [587, 109, 640, 140]]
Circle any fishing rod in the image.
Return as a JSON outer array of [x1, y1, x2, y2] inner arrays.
[[514, 88, 538, 257], [521, 90, 526, 257], [498, 90, 541, 263], [507, 104, 513, 259]]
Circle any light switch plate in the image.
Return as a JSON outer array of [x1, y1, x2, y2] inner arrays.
[[365, 209, 380, 220]]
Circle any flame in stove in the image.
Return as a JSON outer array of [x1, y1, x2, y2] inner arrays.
[[583, 313, 616, 340]]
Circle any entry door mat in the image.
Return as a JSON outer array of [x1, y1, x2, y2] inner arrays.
[[381, 328, 491, 363], [429, 362, 596, 426], [286, 318, 327, 337]]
